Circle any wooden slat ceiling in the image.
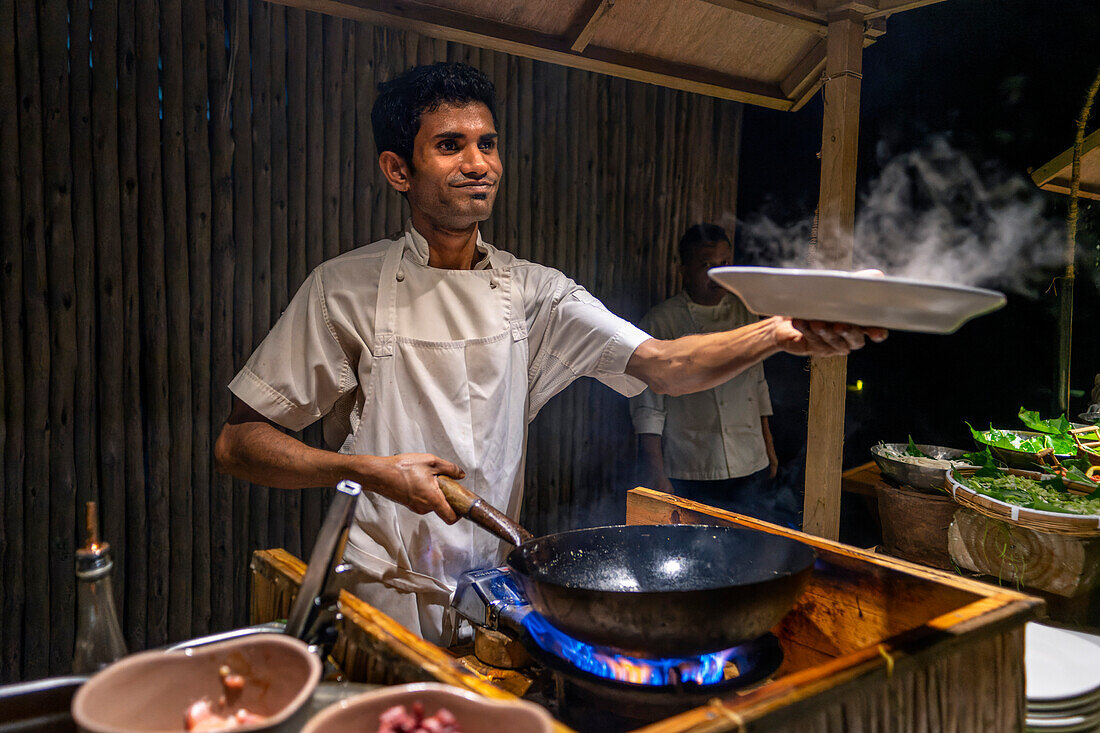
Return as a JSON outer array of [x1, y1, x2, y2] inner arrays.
[[1031, 128, 1100, 201], [265, 0, 947, 111]]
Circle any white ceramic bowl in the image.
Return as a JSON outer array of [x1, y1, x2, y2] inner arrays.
[[71, 634, 321, 733], [301, 682, 555, 733]]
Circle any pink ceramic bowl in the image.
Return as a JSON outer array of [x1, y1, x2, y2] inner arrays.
[[300, 682, 555, 733], [71, 634, 321, 732]]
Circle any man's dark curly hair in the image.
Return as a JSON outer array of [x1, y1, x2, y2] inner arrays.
[[371, 62, 498, 165]]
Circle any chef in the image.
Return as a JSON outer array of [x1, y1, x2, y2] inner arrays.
[[214, 61, 886, 645]]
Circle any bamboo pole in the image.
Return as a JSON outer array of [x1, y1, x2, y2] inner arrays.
[[68, 0, 100, 535], [90, 0, 126, 623], [206, 0, 236, 633], [305, 11, 324, 270], [803, 13, 864, 541], [300, 10, 326, 552], [160, 0, 194, 643], [1055, 68, 1100, 417], [183, 0, 212, 636], [322, 14, 344, 262], [249, 0, 273, 571], [229, 0, 255, 628], [353, 20, 375, 249], [269, 4, 290, 551], [286, 7, 308, 296], [15, 0, 51, 680], [339, 20, 355, 254], [117, 0, 149, 651], [136, 0, 171, 647], [283, 7, 307, 560], [0, 0, 25, 681], [40, 0, 79, 675]]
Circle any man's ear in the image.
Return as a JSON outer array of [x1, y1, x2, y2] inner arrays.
[[378, 151, 411, 192]]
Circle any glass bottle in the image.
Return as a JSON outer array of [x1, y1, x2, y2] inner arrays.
[[72, 502, 127, 673]]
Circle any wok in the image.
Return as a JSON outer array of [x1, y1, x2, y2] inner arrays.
[[438, 477, 815, 657]]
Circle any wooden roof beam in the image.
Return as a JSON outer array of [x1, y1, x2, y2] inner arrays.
[[813, 0, 948, 18], [699, 0, 828, 35], [262, 0, 796, 109], [780, 39, 826, 102], [567, 0, 616, 53]]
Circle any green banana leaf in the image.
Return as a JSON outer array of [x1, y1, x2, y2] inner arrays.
[[1018, 407, 1073, 436]]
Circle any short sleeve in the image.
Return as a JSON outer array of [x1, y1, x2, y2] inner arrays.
[[229, 269, 354, 430], [528, 280, 650, 416]]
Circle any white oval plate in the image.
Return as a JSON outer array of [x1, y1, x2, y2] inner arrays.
[[708, 267, 1006, 334], [1026, 623, 1100, 702]]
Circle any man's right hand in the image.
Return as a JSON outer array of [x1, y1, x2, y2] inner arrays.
[[363, 453, 467, 525]]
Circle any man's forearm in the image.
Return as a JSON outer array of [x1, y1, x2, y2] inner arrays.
[[638, 433, 665, 476], [627, 318, 781, 397], [214, 419, 369, 489]]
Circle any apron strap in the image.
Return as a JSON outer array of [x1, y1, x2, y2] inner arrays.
[[372, 238, 404, 358]]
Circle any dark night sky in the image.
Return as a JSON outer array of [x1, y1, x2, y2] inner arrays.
[[735, 0, 1100, 473]]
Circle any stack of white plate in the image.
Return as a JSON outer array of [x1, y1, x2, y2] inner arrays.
[[1026, 622, 1100, 731]]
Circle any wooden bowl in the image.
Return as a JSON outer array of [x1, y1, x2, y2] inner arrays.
[[72, 634, 321, 733], [301, 682, 555, 733], [973, 430, 1073, 470]]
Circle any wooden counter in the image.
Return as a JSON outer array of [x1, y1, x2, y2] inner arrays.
[[250, 489, 1042, 732]]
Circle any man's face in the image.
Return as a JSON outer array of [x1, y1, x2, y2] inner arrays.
[[403, 102, 502, 229], [682, 241, 732, 302]]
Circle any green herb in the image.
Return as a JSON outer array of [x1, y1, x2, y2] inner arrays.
[[905, 436, 930, 458], [968, 423, 1075, 455], [960, 471, 1100, 515], [959, 447, 1004, 477], [1018, 407, 1073, 436]]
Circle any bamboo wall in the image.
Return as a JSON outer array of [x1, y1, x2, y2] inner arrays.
[[0, 0, 741, 680]]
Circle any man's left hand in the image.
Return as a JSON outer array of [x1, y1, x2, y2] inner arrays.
[[774, 317, 888, 357]]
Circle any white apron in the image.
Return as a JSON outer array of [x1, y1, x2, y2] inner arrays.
[[342, 234, 529, 644]]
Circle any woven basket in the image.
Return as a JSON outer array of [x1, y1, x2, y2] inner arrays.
[[946, 467, 1100, 538], [1072, 425, 1100, 468]]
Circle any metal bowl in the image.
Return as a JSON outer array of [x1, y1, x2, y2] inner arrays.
[[870, 443, 968, 492]]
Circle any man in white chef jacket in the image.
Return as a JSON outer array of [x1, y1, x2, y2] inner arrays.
[[215, 62, 885, 645], [631, 224, 787, 523]]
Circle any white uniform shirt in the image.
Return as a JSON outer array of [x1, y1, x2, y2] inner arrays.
[[629, 291, 772, 480], [230, 225, 650, 467]]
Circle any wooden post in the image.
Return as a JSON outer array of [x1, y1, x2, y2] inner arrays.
[[0, 0, 26, 679], [182, 0, 213, 637], [15, 0, 51, 680], [160, 0, 194, 643], [802, 13, 863, 540], [41, 0, 78, 674]]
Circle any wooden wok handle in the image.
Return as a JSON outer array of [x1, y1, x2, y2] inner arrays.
[[437, 476, 534, 547]]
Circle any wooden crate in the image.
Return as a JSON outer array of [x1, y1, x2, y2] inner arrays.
[[624, 489, 1041, 732]]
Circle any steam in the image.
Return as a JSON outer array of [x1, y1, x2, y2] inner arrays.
[[737, 136, 1071, 295]]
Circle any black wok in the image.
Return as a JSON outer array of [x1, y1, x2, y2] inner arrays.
[[438, 478, 815, 657]]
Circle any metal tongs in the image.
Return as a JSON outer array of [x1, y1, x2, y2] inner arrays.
[[285, 480, 361, 656]]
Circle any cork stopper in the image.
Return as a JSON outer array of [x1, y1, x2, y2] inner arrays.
[[76, 502, 112, 578]]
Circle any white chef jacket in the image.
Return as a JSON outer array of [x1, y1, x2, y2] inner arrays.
[[229, 223, 650, 608], [629, 291, 773, 480]]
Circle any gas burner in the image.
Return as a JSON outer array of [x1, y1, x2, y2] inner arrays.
[[452, 567, 783, 704]]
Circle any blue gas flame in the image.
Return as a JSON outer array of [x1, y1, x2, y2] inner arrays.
[[521, 612, 736, 686]]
